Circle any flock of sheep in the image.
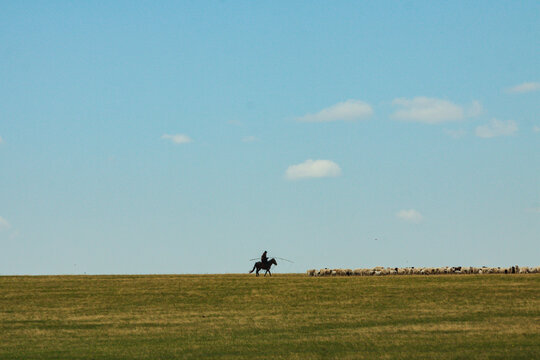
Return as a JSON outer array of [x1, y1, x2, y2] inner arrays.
[[307, 265, 540, 277]]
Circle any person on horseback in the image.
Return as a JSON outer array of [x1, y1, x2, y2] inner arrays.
[[250, 255, 277, 276]]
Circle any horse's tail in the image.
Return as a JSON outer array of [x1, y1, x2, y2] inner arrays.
[[249, 264, 256, 273]]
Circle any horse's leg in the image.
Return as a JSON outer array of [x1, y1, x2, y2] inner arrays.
[[256, 267, 260, 276], [268, 269, 272, 276]]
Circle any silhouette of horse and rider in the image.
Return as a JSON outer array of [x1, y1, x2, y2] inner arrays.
[[249, 250, 277, 276]]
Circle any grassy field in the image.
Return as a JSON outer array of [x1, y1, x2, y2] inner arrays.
[[0, 274, 539, 359]]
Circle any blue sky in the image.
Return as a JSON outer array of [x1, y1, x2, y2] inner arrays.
[[1, 1, 539, 274]]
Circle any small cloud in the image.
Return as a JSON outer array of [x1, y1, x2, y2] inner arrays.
[[466, 100, 483, 117], [507, 82, 540, 94], [0, 216, 10, 231], [227, 120, 242, 126], [0, 136, 3, 144], [396, 209, 423, 223], [475, 119, 517, 138], [242, 135, 258, 143], [444, 128, 466, 139], [285, 159, 342, 180], [528, 207, 540, 213], [9, 230, 20, 240], [296, 100, 373, 122], [161, 134, 192, 144], [392, 97, 464, 124], [533, 126, 540, 133]]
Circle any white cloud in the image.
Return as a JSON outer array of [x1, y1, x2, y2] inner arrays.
[[528, 207, 540, 213], [161, 134, 192, 144], [391, 97, 481, 124], [242, 135, 258, 143], [0, 136, 3, 144], [475, 119, 517, 138], [396, 209, 423, 223], [285, 159, 342, 180], [466, 100, 483, 117], [227, 120, 242, 126], [0, 216, 10, 231], [444, 128, 466, 139], [533, 126, 540, 133], [296, 100, 373, 122], [9, 230, 20, 241], [507, 82, 540, 94]]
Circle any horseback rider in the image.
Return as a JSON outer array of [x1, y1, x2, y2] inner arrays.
[[250, 252, 277, 276], [261, 250, 268, 265]]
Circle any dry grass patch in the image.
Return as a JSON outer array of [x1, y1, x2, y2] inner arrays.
[[0, 274, 538, 359]]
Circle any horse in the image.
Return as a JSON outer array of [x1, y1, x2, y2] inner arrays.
[[249, 258, 277, 276]]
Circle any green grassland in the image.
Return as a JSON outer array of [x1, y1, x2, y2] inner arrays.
[[1, 274, 539, 359]]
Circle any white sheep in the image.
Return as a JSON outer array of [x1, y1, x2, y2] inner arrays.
[[309, 264, 539, 277], [321, 268, 332, 276], [335, 269, 347, 276]]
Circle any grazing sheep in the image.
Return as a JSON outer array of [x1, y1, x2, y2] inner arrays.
[[335, 269, 347, 276], [321, 268, 332, 276], [309, 264, 538, 276]]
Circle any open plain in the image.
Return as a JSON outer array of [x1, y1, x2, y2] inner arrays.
[[1, 274, 539, 359]]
